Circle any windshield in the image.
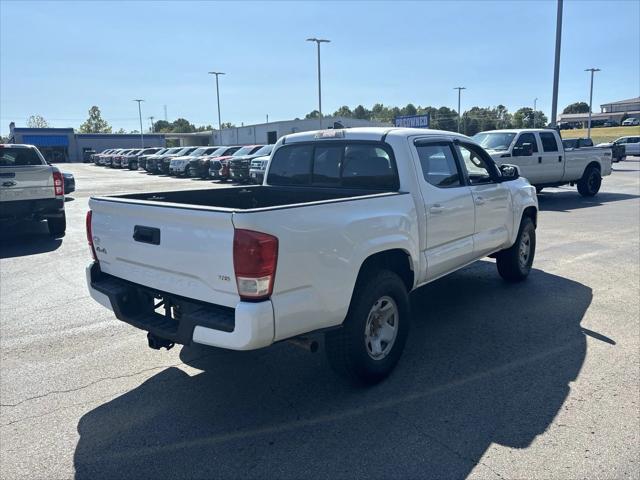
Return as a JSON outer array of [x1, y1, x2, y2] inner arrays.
[[253, 145, 273, 156], [233, 146, 258, 156], [190, 147, 210, 156], [205, 147, 225, 157], [166, 147, 183, 154], [472, 132, 517, 150]]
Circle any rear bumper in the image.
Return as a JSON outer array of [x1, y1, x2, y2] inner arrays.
[[86, 263, 274, 350], [0, 197, 64, 220]]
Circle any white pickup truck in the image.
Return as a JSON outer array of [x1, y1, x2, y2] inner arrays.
[[473, 128, 612, 196], [86, 128, 538, 383], [0, 144, 66, 236]]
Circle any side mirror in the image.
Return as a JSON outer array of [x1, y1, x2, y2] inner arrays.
[[499, 164, 519, 181], [513, 142, 533, 156]]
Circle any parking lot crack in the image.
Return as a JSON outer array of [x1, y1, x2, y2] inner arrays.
[[0, 352, 214, 409]]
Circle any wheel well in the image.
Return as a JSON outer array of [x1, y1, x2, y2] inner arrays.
[[522, 206, 537, 228], [586, 161, 601, 172], [357, 249, 414, 291]]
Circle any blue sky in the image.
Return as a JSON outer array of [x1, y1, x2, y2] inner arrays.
[[1, 0, 638, 134]]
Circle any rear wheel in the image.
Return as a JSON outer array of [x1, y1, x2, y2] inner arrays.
[[577, 165, 601, 197], [496, 217, 535, 282], [325, 270, 410, 385], [47, 213, 66, 237]]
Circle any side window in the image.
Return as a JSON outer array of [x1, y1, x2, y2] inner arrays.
[[540, 132, 559, 152], [267, 145, 312, 185], [415, 143, 462, 188], [341, 145, 396, 189], [514, 133, 539, 152], [456, 144, 494, 185], [312, 146, 341, 185]]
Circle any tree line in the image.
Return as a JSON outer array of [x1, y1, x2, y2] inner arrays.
[[306, 103, 549, 136], [28, 99, 613, 137]]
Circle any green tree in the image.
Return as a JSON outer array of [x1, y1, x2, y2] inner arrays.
[[432, 106, 458, 131], [27, 114, 49, 128], [115, 128, 126, 134], [333, 105, 353, 117], [305, 110, 320, 119], [79, 106, 112, 133], [171, 118, 196, 133], [562, 102, 590, 114], [401, 103, 417, 116], [353, 105, 370, 119], [152, 120, 171, 132]]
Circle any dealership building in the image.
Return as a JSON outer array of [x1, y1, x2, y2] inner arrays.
[[556, 96, 640, 126], [8, 123, 165, 163], [8, 116, 390, 162]]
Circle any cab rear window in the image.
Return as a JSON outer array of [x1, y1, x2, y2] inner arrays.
[[268, 142, 399, 190], [0, 147, 44, 166]]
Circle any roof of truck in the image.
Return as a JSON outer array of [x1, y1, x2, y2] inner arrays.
[[282, 127, 470, 143], [477, 128, 558, 134]]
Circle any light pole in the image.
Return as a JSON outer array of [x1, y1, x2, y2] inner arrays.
[[208, 71, 225, 144], [533, 98, 538, 127], [585, 67, 601, 138], [454, 87, 466, 133], [149, 116, 155, 133], [550, 0, 563, 128], [133, 99, 144, 148], [306, 37, 330, 129]]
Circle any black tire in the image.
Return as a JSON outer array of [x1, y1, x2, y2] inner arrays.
[[325, 269, 410, 385], [47, 213, 66, 237], [577, 165, 602, 197], [496, 217, 535, 282], [535, 186, 544, 194]]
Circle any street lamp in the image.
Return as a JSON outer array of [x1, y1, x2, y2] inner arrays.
[[534, 98, 538, 127], [133, 99, 144, 148], [306, 37, 330, 129], [208, 71, 225, 144], [550, 0, 563, 128], [585, 67, 601, 139], [454, 87, 466, 133]]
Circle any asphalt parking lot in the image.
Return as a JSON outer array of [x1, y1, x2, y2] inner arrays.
[[1, 160, 639, 479]]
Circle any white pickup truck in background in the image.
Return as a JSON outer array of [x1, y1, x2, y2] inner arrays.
[[473, 128, 612, 196], [0, 144, 66, 236], [86, 127, 538, 384]]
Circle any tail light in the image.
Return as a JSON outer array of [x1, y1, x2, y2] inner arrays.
[[52, 171, 64, 197], [86, 210, 97, 261], [233, 229, 278, 301]]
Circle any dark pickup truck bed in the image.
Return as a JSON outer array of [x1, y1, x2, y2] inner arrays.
[[113, 185, 397, 210]]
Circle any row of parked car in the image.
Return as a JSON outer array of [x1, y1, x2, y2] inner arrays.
[[90, 144, 274, 183]]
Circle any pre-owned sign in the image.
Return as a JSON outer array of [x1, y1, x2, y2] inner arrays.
[[394, 114, 430, 128]]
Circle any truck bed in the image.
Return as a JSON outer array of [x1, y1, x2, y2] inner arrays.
[[109, 185, 398, 210]]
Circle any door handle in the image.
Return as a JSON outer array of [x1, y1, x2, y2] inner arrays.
[[474, 196, 485, 206], [558, 155, 563, 162], [2, 181, 16, 187], [538, 156, 542, 163], [429, 204, 445, 214]]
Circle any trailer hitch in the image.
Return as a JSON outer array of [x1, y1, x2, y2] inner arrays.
[[147, 332, 175, 350]]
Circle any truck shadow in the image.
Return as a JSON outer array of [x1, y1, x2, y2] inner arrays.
[[74, 262, 595, 479], [0, 221, 62, 259], [537, 190, 638, 212]]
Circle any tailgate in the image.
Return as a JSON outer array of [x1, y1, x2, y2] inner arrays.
[[89, 198, 240, 307], [0, 166, 54, 202]]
